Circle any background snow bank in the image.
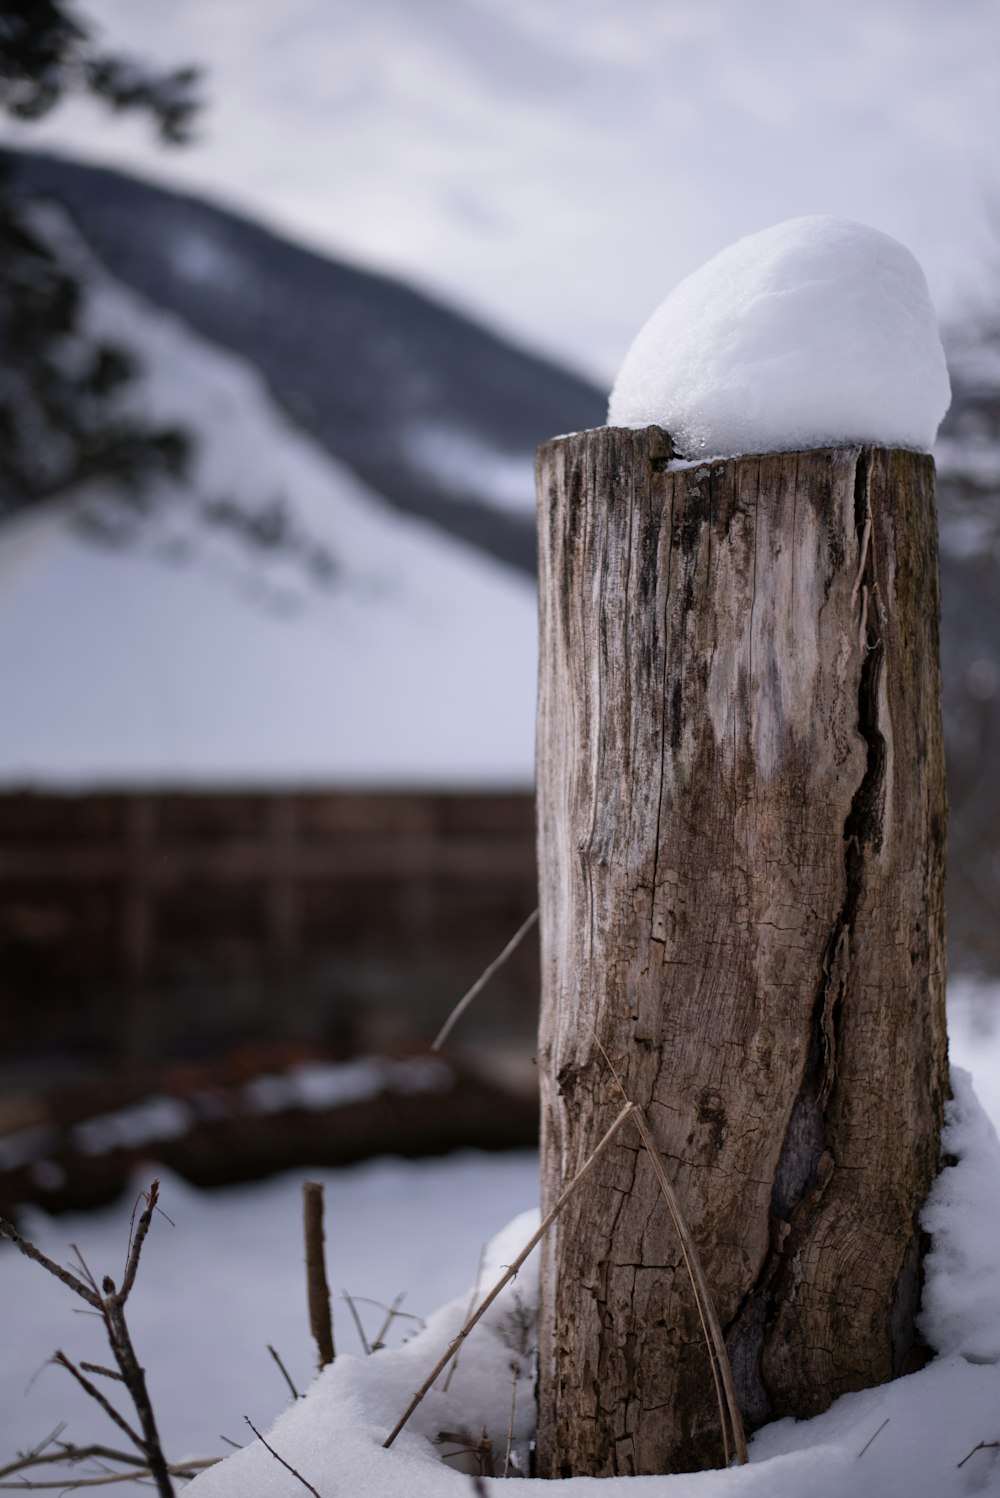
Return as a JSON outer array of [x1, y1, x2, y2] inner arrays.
[[608, 216, 951, 459], [187, 1065, 1000, 1498]]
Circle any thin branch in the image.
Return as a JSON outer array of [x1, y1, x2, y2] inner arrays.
[[0, 1219, 101, 1309], [302, 1183, 335, 1370], [120, 1182, 158, 1304], [957, 1440, 1000, 1469], [80, 1364, 123, 1383], [244, 1418, 323, 1498], [102, 1295, 173, 1497], [432, 908, 538, 1050], [267, 1344, 300, 1401], [0, 1458, 217, 1489], [384, 1099, 635, 1448], [856, 1417, 890, 1459], [52, 1352, 145, 1453], [0, 1444, 144, 1481]]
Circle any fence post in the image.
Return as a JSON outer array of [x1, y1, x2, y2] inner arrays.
[[534, 426, 948, 1476]]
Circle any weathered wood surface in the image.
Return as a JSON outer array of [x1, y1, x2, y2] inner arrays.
[[535, 428, 948, 1476]]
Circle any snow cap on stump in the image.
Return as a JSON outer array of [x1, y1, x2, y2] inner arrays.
[[608, 215, 951, 458]]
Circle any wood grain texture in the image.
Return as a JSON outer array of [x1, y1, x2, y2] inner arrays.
[[534, 428, 948, 1477]]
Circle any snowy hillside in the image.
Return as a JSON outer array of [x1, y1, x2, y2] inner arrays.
[[8, 151, 603, 574], [2, 0, 996, 381], [0, 245, 538, 787]]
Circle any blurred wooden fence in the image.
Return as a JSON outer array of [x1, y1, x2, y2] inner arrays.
[[0, 790, 538, 1061]]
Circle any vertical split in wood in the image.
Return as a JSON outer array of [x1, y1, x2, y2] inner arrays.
[[302, 1181, 335, 1370], [535, 429, 948, 1476]]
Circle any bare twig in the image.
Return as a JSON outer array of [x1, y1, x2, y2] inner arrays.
[[267, 1344, 300, 1400], [0, 1218, 101, 1309], [0, 1457, 217, 1489], [2, 1183, 176, 1496], [102, 1291, 173, 1496], [244, 1418, 323, 1497], [53, 1353, 145, 1453], [341, 1290, 372, 1356], [957, 1440, 1000, 1469], [437, 1431, 493, 1478], [384, 1099, 635, 1448], [302, 1182, 335, 1369], [0, 1425, 66, 1477], [856, 1417, 890, 1459], [70, 1247, 102, 1302], [432, 908, 538, 1050], [120, 1184, 158, 1304], [80, 1364, 124, 1383], [0, 1444, 144, 1481]]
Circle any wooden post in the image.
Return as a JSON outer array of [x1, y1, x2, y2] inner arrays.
[[535, 427, 948, 1476]]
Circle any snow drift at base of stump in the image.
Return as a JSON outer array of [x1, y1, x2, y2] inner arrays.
[[187, 1066, 1000, 1497], [608, 215, 951, 459]]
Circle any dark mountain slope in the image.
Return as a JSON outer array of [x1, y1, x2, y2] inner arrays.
[[8, 150, 607, 572]]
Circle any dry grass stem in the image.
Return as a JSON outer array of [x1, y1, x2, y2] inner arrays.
[[383, 1099, 635, 1448], [341, 1290, 372, 1355], [267, 1344, 300, 1400], [302, 1182, 335, 1369], [586, 1023, 747, 1467], [628, 1106, 749, 1466], [431, 908, 538, 1050], [347, 1292, 419, 1350], [502, 1363, 518, 1477], [244, 1417, 323, 1497], [442, 1243, 486, 1394], [436, 1430, 494, 1478]]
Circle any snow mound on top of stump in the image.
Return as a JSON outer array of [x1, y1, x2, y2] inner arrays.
[[608, 216, 951, 458]]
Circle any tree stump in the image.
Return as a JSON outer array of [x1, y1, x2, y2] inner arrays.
[[535, 427, 948, 1476]]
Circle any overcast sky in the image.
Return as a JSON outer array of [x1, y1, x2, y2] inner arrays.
[[4, 0, 998, 382]]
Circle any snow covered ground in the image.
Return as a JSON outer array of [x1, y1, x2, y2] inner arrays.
[[0, 237, 538, 787], [3, 986, 1000, 1494]]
